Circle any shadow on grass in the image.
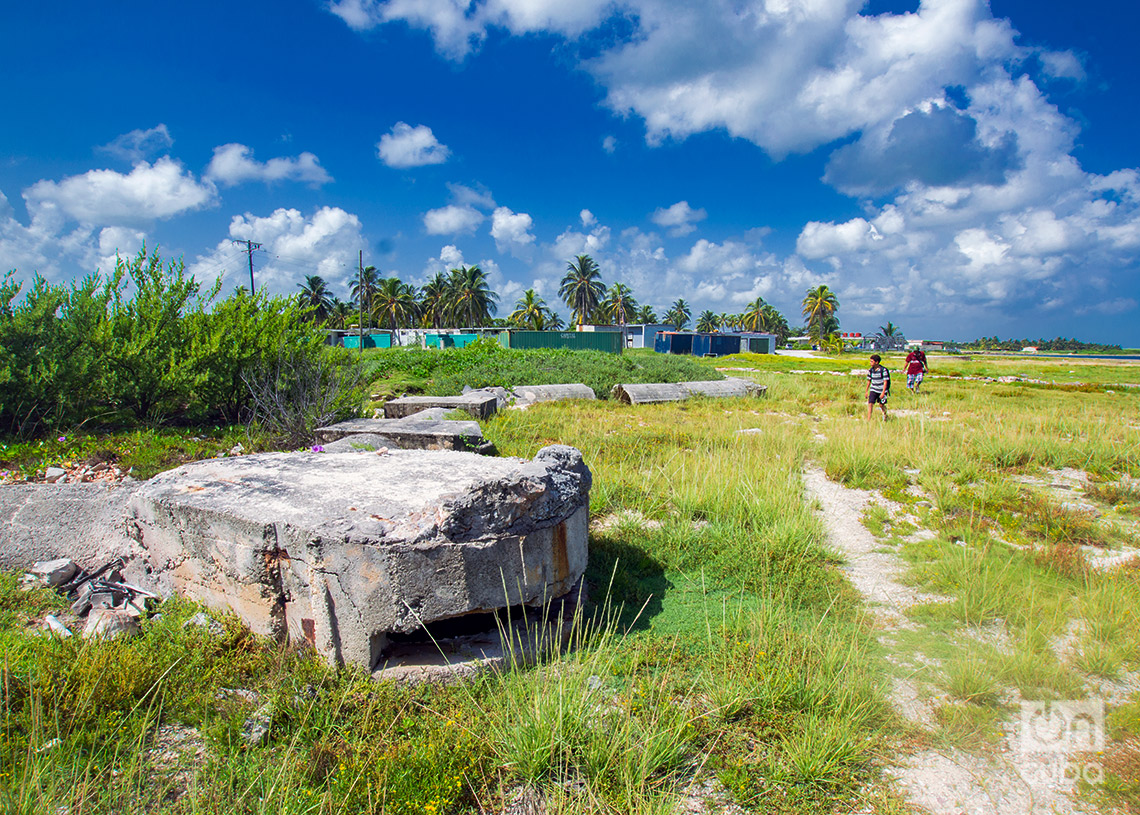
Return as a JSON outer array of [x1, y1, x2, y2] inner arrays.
[[584, 533, 671, 632]]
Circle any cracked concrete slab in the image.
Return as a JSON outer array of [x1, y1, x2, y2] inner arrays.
[[128, 445, 591, 671]]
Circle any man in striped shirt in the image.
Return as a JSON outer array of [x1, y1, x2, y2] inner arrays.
[[866, 354, 891, 420]]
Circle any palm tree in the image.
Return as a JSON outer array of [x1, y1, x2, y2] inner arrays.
[[761, 304, 790, 344], [351, 265, 381, 327], [510, 289, 550, 330], [546, 311, 566, 331], [447, 265, 498, 327], [879, 321, 901, 339], [559, 255, 606, 327], [418, 271, 448, 329], [696, 310, 720, 333], [664, 298, 691, 330], [297, 274, 333, 323], [372, 277, 419, 339], [603, 282, 638, 329], [743, 297, 767, 332], [819, 332, 843, 354], [802, 284, 840, 341], [635, 304, 657, 324], [327, 298, 356, 329]]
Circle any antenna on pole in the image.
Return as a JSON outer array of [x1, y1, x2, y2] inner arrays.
[[232, 240, 263, 294]]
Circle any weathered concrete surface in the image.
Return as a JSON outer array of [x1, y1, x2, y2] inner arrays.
[[511, 383, 596, 406], [0, 483, 142, 572], [313, 416, 494, 454], [128, 445, 591, 671], [611, 377, 767, 404], [384, 393, 498, 420]]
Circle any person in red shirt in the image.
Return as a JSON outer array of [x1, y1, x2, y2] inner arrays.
[[905, 348, 927, 393]]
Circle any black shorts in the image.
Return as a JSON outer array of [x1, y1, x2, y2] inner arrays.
[[868, 391, 888, 405]]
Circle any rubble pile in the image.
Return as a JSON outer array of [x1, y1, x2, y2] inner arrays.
[[25, 556, 159, 639]]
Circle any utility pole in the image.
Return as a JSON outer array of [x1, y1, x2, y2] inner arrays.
[[358, 250, 364, 355], [232, 240, 262, 295]]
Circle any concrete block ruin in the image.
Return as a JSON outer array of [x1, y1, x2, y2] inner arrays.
[[510, 383, 596, 406], [610, 377, 767, 404], [383, 392, 499, 421], [314, 412, 495, 455], [126, 445, 591, 672]]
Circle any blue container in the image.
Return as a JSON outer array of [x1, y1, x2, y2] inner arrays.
[[709, 334, 742, 357], [691, 333, 711, 357], [656, 332, 694, 355]]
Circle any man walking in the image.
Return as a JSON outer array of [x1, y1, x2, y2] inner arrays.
[[867, 354, 890, 420], [905, 346, 927, 393]]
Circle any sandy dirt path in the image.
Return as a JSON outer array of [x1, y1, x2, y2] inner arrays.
[[803, 466, 1094, 815]]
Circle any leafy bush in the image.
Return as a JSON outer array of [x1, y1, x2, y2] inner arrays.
[[100, 248, 213, 422], [0, 248, 362, 438], [0, 273, 108, 436]]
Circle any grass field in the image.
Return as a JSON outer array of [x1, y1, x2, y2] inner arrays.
[[2, 349, 1138, 813]]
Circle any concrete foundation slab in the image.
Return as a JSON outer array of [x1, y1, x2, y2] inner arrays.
[[383, 393, 498, 420], [0, 483, 142, 572], [128, 445, 591, 671], [313, 417, 494, 454]]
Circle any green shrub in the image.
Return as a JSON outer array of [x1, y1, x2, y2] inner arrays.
[[1, 248, 359, 437], [0, 272, 108, 436]]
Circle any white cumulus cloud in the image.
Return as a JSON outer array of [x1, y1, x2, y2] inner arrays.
[[23, 158, 216, 226], [651, 200, 707, 237], [423, 204, 485, 235], [205, 144, 332, 187], [491, 206, 535, 254], [376, 122, 452, 168]]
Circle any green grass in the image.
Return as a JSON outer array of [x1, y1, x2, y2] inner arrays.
[[360, 345, 720, 403], [5, 349, 1140, 813]]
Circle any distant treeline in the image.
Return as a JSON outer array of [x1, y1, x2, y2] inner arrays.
[[962, 336, 1123, 353]]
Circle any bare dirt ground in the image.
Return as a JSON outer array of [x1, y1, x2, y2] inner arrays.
[[803, 466, 1097, 815]]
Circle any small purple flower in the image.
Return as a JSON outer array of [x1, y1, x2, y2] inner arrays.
[[311, 445, 325, 453], [58, 436, 67, 443]]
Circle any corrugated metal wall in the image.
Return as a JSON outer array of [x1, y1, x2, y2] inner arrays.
[[500, 330, 624, 353]]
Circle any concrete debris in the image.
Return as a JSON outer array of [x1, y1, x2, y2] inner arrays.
[[83, 608, 141, 640], [129, 444, 591, 671], [26, 557, 156, 640], [241, 702, 275, 746], [30, 558, 78, 587], [510, 383, 596, 406], [44, 614, 73, 638], [183, 611, 224, 637], [314, 416, 495, 455], [611, 378, 767, 404], [44, 467, 67, 483], [384, 392, 499, 420]]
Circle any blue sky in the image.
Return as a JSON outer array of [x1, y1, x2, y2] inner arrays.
[[2, 0, 1138, 343]]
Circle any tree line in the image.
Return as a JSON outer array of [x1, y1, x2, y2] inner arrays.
[[298, 253, 832, 344], [963, 336, 1124, 353]]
